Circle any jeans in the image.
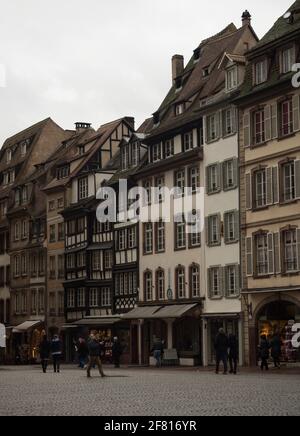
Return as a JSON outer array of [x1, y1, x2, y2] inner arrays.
[[229, 356, 238, 374], [79, 356, 87, 369], [154, 350, 162, 368], [52, 354, 61, 372], [87, 356, 105, 377], [216, 352, 228, 374]]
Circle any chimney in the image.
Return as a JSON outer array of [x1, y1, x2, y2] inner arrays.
[[75, 122, 92, 133], [172, 55, 184, 85], [242, 10, 252, 27]]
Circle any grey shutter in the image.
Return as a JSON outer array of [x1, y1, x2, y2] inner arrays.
[[217, 214, 222, 245], [235, 264, 240, 296], [274, 232, 281, 274], [264, 105, 272, 141], [297, 229, 300, 271], [292, 95, 300, 132], [217, 163, 222, 191], [224, 213, 229, 244], [207, 268, 212, 298], [205, 217, 210, 246], [295, 160, 300, 199], [246, 236, 253, 276], [266, 167, 273, 205], [232, 108, 237, 134], [246, 173, 252, 210], [234, 210, 240, 242], [205, 117, 209, 143], [219, 266, 224, 297], [243, 112, 251, 147], [216, 111, 221, 140], [268, 233, 274, 275], [206, 166, 211, 194], [232, 158, 239, 188], [272, 166, 279, 204], [271, 103, 278, 139], [224, 266, 229, 297]]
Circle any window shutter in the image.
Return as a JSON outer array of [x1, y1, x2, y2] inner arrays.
[[224, 213, 229, 244], [246, 173, 252, 210], [271, 103, 278, 139], [207, 268, 212, 298], [217, 163, 222, 191], [224, 266, 229, 297], [235, 264, 240, 296], [243, 112, 251, 147], [266, 167, 273, 205], [219, 266, 224, 297], [216, 111, 221, 140], [274, 232, 281, 274], [297, 229, 300, 271], [293, 95, 300, 132], [246, 236, 253, 276], [205, 117, 209, 144], [234, 210, 240, 242], [268, 233, 274, 275], [272, 166, 279, 204], [206, 166, 211, 194], [217, 214, 222, 245], [232, 108, 237, 134], [205, 217, 210, 246], [295, 160, 300, 199], [264, 105, 272, 141]]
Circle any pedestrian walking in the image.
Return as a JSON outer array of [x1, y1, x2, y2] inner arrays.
[[215, 328, 229, 375], [259, 335, 270, 371], [51, 335, 63, 373], [112, 337, 123, 368], [77, 337, 89, 369], [270, 332, 282, 369], [151, 338, 164, 368], [39, 336, 51, 373], [228, 333, 238, 375], [87, 334, 105, 378]]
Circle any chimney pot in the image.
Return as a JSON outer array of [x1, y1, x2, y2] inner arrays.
[[242, 10, 251, 27], [172, 55, 184, 85], [75, 122, 92, 132]]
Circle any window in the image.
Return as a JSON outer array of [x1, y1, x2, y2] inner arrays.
[[207, 114, 219, 142], [14, 221, 20, 241], [57, 166, 70, 180], [77, 217, 85, 233], [280, 99, 293, 137], [164, 139, 174, 158], [183, 131, 194, 151], [49, 256, 56, 279], [77, 252, 86, 268], [206, 164, 221, 194], [49, 293, 56, 315], [226, 66, 238, 91], [21, 140, 29, 157], [254, 109, 265, 144], [283, 230, 297, 272], [6, 149, 12, 163], [21, 254, 27, 276], [57, 198, 64, 209], [207, 215, 221, 246], [224, 211, 238, 244], [256, 234, 268, 276], [118, 229, 126, 250], [131, 143, 139, 167], [104, 251, 112, 269], [67, 220, 76, 235], [31, 254, 37, 276], [144, 271, 153, 301], [15, 190, 21, 207], [67, 289, 75, 308], [176, 266, 186, 299], [208, 267, 222, 298], [22, 186, 28, 204], [281, 47, 294, 74], [39, 289, 44, 313], [283, 162, 295, 202], [152, 143, 161, 162], [21, 292, 27, 314], [156, 221, 165, 253], [89, 288, 98, 307], [78, 177, 88, 200], [189, 222, 201, 248], [58, 254, 64, 279], [31, 290, 37, 314], [0, 201, 7, 219], [128, 227, 136, 249], [39, 252, 45, 276], [175, 219, 186, 249], [190, 265, 200, 298], [66, 254, 75, 269], [223, 159, 237, 190], [155, 176, 165, 203], [58, 223, 65, 241], [254, 59, 268, 85], [144, 223, 153, 254], [78, 288, 85, 308], [143, 180, 152, 205], [225, 265, 239, 297], [49, 225, 56, 243], [48, 201, 55, 211], [101, 288, 111, 307], [78, 145, 85, 155], [121, 146, 128, 170], [92, 251, 101, 270], [254, 169, 267, 208], [189, 167, 200, 193], [175, 104, 184, 116], [21, 220, 28, 239], [223, 108, 236, 136], [58, 292, 64, 315], [156, 270, 165, 300], [174, 169, 185, 195]]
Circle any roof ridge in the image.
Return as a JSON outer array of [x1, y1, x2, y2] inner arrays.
[[200, 23, 238, 46], [2, 117, 51, 148]]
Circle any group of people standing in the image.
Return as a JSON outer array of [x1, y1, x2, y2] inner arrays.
[[39, 335, 63, 373], [214, 329, 239, 375], [259, 333, 282, 371]]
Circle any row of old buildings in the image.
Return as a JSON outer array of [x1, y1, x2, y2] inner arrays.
[[1, 2, 300, 366]]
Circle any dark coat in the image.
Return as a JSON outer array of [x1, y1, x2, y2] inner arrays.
[[51, 338, 62, 355], [40, 340, 51, 359], [214, 333, 229, 355], [151, 341, 164, 353], [77, 341, 89, 358], [88, 339, 101, 357], [112, 341, 123, 358], [228, 335, 238, 359], [270, 335, 281, 359], [259, 339, 270, 359]]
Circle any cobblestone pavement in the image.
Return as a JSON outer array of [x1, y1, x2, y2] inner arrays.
[[0, 366, 300, 416]]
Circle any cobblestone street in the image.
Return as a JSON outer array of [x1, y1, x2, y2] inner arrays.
[[0, 366, 300, 416]]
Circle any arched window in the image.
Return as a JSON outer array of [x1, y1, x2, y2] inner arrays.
[[156, 269, 165, 301], [176, 266, 186, 299], [144, 271, 153, 302], [190, 264, 200, 298]]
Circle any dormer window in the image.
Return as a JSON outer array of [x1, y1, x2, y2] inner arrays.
[[6, 149, 12, 163], [226, 66, 238, 91], [121, 146, 128, 170], [3, 169, 15, 186], [78, 145, 85, 155], [254, 59, 268, 85], [203, 67, 210, 78], [194, 47, 201, 62], [20, 139, 30, 157], [57, 165, 70, 180], [281, 46, 295, 74], [183, 131, 194, 152], [175, 103, 184, 116], [22, 186, 28, 204], [152, 143, 162, 162], [153, 112, 160, 126], [131, 142, 139, 167], [15, 189, 21, 207]]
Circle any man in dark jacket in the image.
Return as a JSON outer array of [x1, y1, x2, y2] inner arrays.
[[270, 332, 281, 369], [151, 338, 164, 368], [51, 335, 63, 373], [39, 336, 51, 373], [259, 335, 270, 371], [215, 328, 229, 375], [77, 338, 89, 369], [87, 335, 105, 378], [112, 337, 123, 368], [228, 334, 238, 375]]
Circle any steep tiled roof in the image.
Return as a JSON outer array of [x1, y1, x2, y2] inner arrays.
[[0, 118, 51, 152]]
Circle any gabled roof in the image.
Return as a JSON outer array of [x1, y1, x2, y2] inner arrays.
[[0, 118, 51, 152]]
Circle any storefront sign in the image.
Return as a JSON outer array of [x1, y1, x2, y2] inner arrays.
[[292, 324, 300, 349], [0, 324, 5, 348]]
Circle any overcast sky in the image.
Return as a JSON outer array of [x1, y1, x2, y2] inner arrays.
[[0, 0, 293, 145]]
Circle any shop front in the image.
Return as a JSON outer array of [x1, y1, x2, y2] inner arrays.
[[11, 320, 45, 364]]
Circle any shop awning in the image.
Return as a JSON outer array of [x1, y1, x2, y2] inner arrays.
[[71, 317, 122, 326], [12, 320, 43, 333], [201, 313, 240, 319], [121, 306, 162, 319], [151, 304, 199, 319]]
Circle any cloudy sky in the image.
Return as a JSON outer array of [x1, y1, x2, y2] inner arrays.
[[0, 0, 293, 144]]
